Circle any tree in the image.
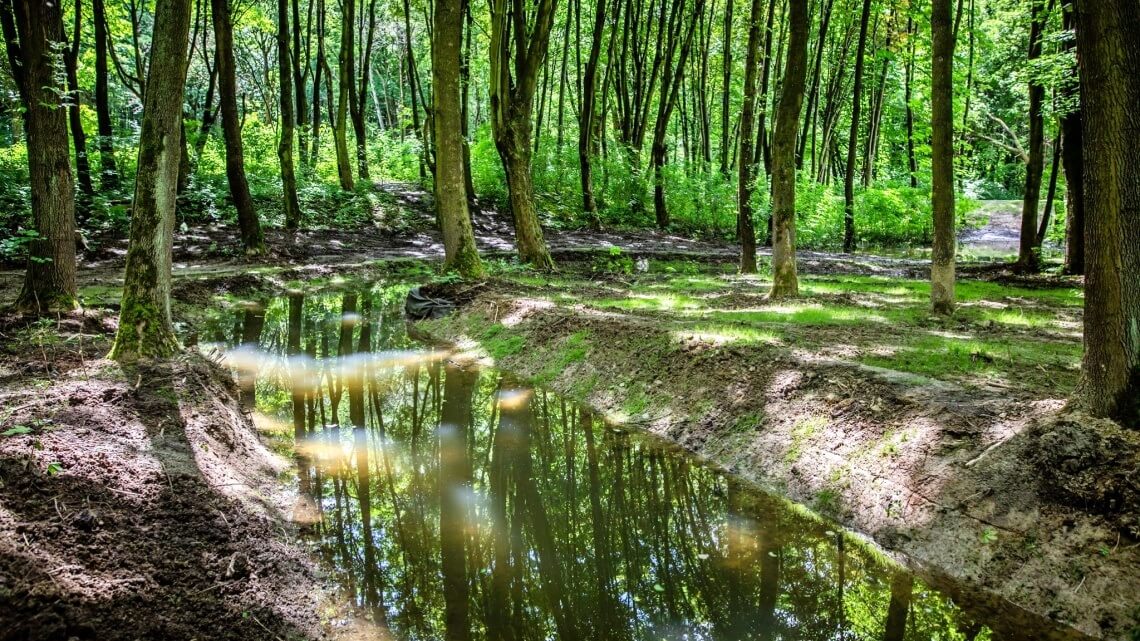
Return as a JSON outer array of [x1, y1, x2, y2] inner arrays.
[[1, 0, 79, 313], [842, 0, 872, 254], [63, 1, 95, 218], [212, 0, 266, 255], [1074, 0, 1140, 423], [1059, 0, 1083, 276], [109, 0, 194, 359], [578, 0, 609, 227], [92, 0, 121, 192], [488, 0, 558, 269], [334, 0, 356, 189], [930, 0, 956, 315], [278, 0, 302, 231], [768, 0, 808, 299], [433, 0, 484, 278], [1016, 0, 1046, 273], [737, 0, 765, 274]]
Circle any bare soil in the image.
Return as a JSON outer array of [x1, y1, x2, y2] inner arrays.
[[0, 312, 333, 641]]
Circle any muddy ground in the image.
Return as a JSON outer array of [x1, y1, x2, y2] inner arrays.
[[0, 186, 1133, 639]]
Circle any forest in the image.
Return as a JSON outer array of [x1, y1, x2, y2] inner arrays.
[[0, 0, 1137, 639]]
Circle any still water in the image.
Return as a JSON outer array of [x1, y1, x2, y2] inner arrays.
[[197, 285, 1087, 641]]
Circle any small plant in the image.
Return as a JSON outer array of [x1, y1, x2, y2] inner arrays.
[[45, 461, 63, 476], [592, 246, 634, 275], [980, 527, 998, 544]]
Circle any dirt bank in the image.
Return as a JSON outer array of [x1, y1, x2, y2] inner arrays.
[[0, 311, 329, 641], [416, 273, 1140, 640]]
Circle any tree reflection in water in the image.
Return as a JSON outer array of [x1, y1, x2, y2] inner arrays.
[[198, 288, 1086, 641]]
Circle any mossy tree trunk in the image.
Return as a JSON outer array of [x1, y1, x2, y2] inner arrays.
[[1074, 0, 1140, 425], [737, 0, 764, 274], [211, 0, 265, 255], [110, 0, 193, 360], [769, 0, 808, 299], [1, 0, 79, 313], [930, 0, 957, 315], [432, 0, 483, 279], [278, 0, 302, 231], [488, 0, 556, 269]]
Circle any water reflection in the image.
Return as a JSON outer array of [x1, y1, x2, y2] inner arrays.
[[196, 287, 1088, 641]]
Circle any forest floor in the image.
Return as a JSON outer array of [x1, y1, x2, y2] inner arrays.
[[0, 184, 1136, 640]]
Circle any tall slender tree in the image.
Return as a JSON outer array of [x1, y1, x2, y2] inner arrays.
[[488, 0, 558, 268], [110, 0, 194, 359], [1, 0, 78, 313], [92, 0, 121, 192], [842, 0, 872, 253], [1074, 0, 1140, 423], [334, 0, 356, 189], [769, 0, 808, 299], [737, 0, 765, 273], [1016, 0, 1046, 272], [578, 0, 609, 227], [433, 0, 483, 278], [212, 0, 266, 254], [278, 0, 302, 231], [930, 0, 956, 315]]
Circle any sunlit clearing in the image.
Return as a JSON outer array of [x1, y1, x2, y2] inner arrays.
[[673, 327, 780, 346], [496, 388, 533, 409]]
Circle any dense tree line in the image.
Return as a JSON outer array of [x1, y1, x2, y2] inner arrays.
[[0, 0, 1136, 421]]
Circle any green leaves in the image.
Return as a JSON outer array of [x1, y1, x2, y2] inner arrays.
[[1, 426, 33, 436]]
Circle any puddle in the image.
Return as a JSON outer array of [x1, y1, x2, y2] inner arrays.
[[196, 285, 1091, 641]]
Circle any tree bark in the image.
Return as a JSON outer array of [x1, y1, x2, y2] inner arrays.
[[110, 0, 193, 359], [769, 0, 808, 299], [92, 0, 121, 192], [279, 0, 302, 231], [931, 0, 957, 315], [212, 0, 266, 254], [738, 0, 765, 273], [64, 1, 94, 219], [842, 0, 872, 253], [334, 0, 356, 189], [1060, 0, 1083, 275], [578, 0, 609, 228], [1074, 0, 1140, 424], [1017, 1, 1046, 272], [904, 14, 918, 188], [488, 0, 557, 268], [433, 0, 483, 278], [718, 0, 734, 176], [2, 0, 79, 313]]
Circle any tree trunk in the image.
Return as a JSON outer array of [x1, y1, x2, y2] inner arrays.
[[403, 0, 426, 180], [334, 0, 356, 189], [1060, 0, 1083, 276], [2, 0, 78, 313], [1017, 1, 1046, 272], [768, 0, 808, 299], [488, 0, 557, 269], [433, 0, 483, 278], [738, 0, 764, 274], [842, 0, 872, 253], [92, 0, 120, 192], [797, 0, 835, 170], [718, 0, 734, 175], [311, 0, 326, 167], [883, 573, 913, 641], [211, 0, 265, 254], [279, 0, 302, 231], [64, 2, 94, 219], [440, 363, 476, 641], [1074, 0, 1140, 424], [109, 0, 193, 359], [931, 0, 956, 315], [578, 0, 608, 228], [1037, 130, 1062, 245], [904, 14, 918, 188], [461, 0, 479, 213]]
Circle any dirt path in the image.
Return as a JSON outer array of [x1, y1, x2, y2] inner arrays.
[[959, 200, 1024, 253]]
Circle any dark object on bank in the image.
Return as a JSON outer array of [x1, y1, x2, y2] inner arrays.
[[405, 287, 455, 320]]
